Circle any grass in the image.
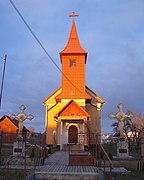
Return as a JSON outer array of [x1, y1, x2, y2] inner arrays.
[[112, 171, 144, 180], [102, 143, 141, 159], [0, 169, 30, 180]]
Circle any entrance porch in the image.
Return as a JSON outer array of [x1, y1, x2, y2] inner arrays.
[[59, 119, 87, 151]]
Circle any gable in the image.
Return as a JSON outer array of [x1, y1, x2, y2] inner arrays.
[[0, 116, 18, 132], [54, 100, 89, 118], [0, 115, 28, 132]]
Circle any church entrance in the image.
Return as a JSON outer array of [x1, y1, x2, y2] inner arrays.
[[68, 125, 78, 144]]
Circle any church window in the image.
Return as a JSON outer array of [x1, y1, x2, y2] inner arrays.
[[69, 59, 76, 67]]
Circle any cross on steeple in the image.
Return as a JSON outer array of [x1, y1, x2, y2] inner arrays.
[[69, 12, 79, 19]]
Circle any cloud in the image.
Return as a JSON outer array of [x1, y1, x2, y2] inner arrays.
[[0, 0, 144, 134]]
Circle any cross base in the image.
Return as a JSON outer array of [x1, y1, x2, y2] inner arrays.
[[117, 139, 129, 157], [16, 136, 23, 142], [13, 141, 25, 156]]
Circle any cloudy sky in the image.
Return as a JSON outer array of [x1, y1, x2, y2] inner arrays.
[[0, 0, 144, 134]]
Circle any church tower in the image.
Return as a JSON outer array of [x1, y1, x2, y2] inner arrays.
[[43, 13, 104, 150], [56, 12, 90, 100]]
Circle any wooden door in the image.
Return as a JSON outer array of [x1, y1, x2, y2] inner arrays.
[[68, 125, 78, 144]]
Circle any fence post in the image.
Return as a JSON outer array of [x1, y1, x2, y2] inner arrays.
[[42, 133, 46, 165], [24, 147, 26, 180], [34, 144, 36, 169], [0, 131, 2, 166]]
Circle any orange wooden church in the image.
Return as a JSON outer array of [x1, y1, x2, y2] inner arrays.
[[43, 13, 105, 150]]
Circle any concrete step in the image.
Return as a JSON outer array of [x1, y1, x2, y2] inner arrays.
[[62, 144, 84, 151], [34, 172, 99, 180]]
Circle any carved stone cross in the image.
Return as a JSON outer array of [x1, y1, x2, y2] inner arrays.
[[109, 103, 133, 137], [11, 105, 34, 139]]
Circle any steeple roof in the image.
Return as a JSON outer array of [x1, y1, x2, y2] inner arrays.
[[60, 12, 87, 56]]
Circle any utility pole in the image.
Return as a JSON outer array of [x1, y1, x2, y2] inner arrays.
[[0, 55, 7, 109]]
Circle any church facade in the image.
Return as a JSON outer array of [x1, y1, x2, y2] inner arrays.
[[43, 13, 104, 150]]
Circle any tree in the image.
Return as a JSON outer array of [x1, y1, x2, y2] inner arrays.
[[111, 121, 120, 137], [111, 110, 144, 136]]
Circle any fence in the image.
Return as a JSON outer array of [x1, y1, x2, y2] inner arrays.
[[0, 132, 46, 179], [68, 133, 113, 179], [0, 132, 46, 165]]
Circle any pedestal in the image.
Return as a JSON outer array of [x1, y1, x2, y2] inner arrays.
[[13, 141, 25, 156], [117, 138, 129, 157]]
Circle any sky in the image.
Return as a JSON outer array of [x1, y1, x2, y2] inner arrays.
[[0, 0, 144, 134]]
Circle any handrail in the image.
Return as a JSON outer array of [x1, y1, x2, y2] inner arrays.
[[5, 143, 40, 180], [5, 144, 35, 166], [100, 144, 113, 180]]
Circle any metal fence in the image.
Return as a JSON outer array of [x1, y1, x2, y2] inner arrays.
[[0, 132, 46, 166]]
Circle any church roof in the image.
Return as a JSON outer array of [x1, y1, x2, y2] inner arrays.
[[42, 86, 61, 105], [43, 86, 105, 105], [86, 86, 105, 104], [54, 100, 89, 118], [60, 13, 87, 57]]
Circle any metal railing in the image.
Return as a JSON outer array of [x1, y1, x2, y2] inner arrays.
[[100, 144, 113, 180], [67, 133, 113, 179], [5, 144, 44, 180]]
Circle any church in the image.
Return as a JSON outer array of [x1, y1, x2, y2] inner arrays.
[[43, 12, 104, 150]]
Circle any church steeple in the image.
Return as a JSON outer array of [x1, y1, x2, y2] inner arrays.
[[57, 12, 91, 100], [60, 12, 87, 62]]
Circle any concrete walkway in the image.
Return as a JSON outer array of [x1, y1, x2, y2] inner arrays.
[[35, 151, 99, 180], [38, 151, 97, 173]]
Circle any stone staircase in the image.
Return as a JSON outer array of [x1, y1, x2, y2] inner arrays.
[[62, 144, 84, 151], [34, 151, 99, 180], [35, 172, 99, 180]]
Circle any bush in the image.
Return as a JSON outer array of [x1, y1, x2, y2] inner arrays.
[[30, 148, 35, 157]]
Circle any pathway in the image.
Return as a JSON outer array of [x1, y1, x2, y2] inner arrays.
[[38, 151, 97, 173]]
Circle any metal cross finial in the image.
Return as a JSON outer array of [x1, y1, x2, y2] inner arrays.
[[109, 103, 133, 137], [69, 12, 79, 19]]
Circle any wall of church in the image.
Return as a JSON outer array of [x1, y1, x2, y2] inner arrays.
[[46, 102, 62, 145], [86, 104, 101, 135]]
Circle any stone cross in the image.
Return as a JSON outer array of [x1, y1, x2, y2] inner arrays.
[[109, 103, 133, 137], [11, 105, 34, 140]]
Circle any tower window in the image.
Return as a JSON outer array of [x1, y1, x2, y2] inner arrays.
[[69, 59, 76, 67]]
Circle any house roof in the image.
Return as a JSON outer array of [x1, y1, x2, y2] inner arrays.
[[0, 115, 29, 132], [60, 17, 87, 58], [54, 100, 89, 118]]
